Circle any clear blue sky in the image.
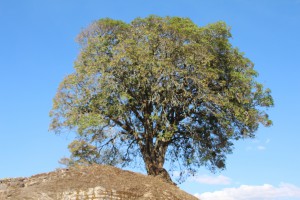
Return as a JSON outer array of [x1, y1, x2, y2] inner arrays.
[[0, 0, 299, 199]]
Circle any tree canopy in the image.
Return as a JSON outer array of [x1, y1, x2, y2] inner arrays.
[[50, 16, 273, 183]]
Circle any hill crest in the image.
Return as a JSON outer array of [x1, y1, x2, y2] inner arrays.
[[0, 164, 198, 200]]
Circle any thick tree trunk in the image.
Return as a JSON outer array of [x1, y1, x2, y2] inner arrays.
[[140, 141, 175, 185], [144, 161, 174, 184]]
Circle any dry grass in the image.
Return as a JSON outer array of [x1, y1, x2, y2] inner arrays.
[[0, 164, 198, 200]]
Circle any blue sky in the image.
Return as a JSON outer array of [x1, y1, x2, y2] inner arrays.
[[0, 0, 300, 199]]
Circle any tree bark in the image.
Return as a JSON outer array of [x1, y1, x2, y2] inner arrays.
[[140, 141, 175, 185]]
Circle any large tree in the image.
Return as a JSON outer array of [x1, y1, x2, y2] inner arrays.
[[50, 16, 273, 183]]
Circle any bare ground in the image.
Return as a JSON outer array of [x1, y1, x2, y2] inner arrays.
[[0, 164, 198, 200]]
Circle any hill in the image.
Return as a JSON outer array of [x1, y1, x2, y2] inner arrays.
[[0, 164, 198, 199]]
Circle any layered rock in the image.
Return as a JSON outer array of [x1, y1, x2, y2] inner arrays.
[[0, 165, 198, 200]]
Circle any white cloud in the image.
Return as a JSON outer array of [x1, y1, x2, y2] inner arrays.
[[191, 175, 231, 185], [257, 145, 266, 150], [246, 139, 270, 151], [195, 183, 300, 200]]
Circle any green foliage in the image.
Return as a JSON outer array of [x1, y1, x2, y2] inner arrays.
[[50, 16, 273, 181]]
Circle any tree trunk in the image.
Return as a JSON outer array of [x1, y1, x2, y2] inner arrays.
[[140, 141, 175, 185], [145, 162, 174, 184]]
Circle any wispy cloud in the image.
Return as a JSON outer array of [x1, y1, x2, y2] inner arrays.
[[246, 138, 270, 151], [195, 183, 300, 200], [257, 145, 266, 151], [190, 175, 231, 185]]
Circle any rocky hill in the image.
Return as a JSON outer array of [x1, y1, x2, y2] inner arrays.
[[0, 164, 198, 200]]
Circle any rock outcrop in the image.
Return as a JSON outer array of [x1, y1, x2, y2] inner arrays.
[[0, 164, 198, 200]]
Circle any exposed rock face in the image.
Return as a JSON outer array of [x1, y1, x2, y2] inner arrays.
[[0, 165, 198, 200]]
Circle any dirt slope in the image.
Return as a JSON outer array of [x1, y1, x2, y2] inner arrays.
[[0, 164, 198, 200]]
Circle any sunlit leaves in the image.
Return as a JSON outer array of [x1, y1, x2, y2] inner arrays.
[[50, 16, 273, 182]]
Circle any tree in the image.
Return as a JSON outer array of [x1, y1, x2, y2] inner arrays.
[[50, 16, 273, 183]]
